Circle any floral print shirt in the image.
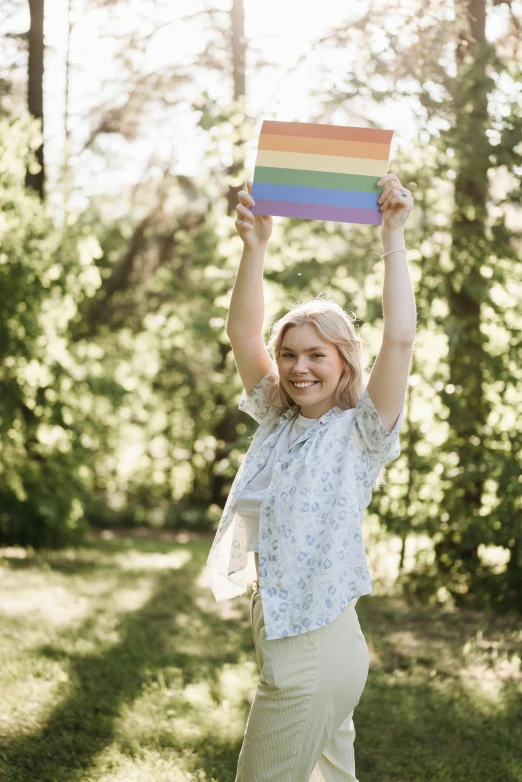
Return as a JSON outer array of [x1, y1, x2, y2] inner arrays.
[[206, 362, 405, 641]]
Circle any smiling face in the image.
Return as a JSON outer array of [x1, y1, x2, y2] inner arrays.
[[277, 324, 346, 419]]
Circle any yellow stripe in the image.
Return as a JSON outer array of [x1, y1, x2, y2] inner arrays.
[[259, 134, 391, 160], [256, 149, 388, 177]]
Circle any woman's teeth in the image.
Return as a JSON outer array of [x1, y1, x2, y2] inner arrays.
[[291, 381, 318, 389]]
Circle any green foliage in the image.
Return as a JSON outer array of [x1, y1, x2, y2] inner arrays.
[[0, 113, 120, 547], [0, 0, 520, 615], [313, 7, 522, 612]]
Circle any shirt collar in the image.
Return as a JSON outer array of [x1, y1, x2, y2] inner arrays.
[[280, 405, 342, 426]]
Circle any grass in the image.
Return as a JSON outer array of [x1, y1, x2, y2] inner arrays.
[[0, 530, 521, 782]]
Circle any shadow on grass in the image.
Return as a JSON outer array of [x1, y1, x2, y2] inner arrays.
[[1, 543, 521, 782], [0, 537, 250, 782], [353, 594, 522, 782], [355, 674, 522, 782]]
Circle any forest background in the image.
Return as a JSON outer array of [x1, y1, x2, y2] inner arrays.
[[0, 0, 521, 615]]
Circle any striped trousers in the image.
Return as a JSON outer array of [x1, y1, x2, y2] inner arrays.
[[235, 580, 370, 781]]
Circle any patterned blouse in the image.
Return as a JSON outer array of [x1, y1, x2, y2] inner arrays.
[[206, 361, 405, 641]]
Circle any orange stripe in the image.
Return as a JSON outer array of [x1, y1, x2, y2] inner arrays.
[[259, 133, 389, 160], [261, 120, 393, 145]]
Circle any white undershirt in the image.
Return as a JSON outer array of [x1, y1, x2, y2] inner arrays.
[[235, 411, 318, 553]]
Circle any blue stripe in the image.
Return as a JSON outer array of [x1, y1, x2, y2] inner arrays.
[[253, 182, 380, 210]]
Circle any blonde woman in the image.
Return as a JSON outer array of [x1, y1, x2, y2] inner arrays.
[[207, 173, 415, 781]]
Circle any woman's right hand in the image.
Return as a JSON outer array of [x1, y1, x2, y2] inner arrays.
[[235, 181, 273, 251]]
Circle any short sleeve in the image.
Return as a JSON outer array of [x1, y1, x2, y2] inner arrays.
[[238, 361, 279, 425], [353, 388, 405, 464]]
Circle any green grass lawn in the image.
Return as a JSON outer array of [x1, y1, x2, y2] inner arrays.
[[0, 531, 521, 782]]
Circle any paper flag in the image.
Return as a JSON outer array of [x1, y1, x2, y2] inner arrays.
[[250, 120, 394, 225]]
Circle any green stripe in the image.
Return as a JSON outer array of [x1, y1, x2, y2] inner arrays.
[[254, 166, 380, 193]]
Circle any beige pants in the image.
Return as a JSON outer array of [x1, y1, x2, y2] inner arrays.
[[235, 580, 370, 781]]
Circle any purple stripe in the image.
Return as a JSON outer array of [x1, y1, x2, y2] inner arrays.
[[251, 199, 383, 225]]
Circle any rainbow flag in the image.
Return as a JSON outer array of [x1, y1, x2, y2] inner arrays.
[[250, 120, 394, 226]]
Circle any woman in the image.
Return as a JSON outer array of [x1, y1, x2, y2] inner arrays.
[[206, 173, 416, 781]]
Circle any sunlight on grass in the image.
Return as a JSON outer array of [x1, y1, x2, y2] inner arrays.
[[0, 667, 65, 737], [214, 662, 257, 737], [0, 580, 90, 627], [114, 549, 192, 571], [458, 630, 522, 701], [366, 596, 522, 712], [0, 538, 195, 754], [109, 577, 157, 612], [116, 679, 247, 760], [194, 588, 248, 624], [195, 551, 257, 623], [113, 660, 255, 779], [0, 545, 31, 559], [459, 660, 517, 701], [1, 536, 521, 782], [91, 747, 208, 782]]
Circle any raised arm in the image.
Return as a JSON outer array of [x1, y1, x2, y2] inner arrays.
[[226, 182, 274, 395], [365, 173, 416, 433]]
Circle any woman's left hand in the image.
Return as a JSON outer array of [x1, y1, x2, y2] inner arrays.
[[377, 173, 414, 234]]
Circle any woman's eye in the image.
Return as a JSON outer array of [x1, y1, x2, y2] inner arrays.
[[282, 353, 323, 358]]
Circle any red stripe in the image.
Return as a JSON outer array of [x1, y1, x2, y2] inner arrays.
[[261, 120, 393, 145]]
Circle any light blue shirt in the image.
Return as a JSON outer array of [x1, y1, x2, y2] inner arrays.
[[206, 361, 405, 641], [235, 410, 318, 552]]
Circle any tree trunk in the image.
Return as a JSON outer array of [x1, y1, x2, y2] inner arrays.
[[226, 0, 247, 215], [435, 0, 492, 588], [231, 0, 246, 101], [209, 0, 248, 509], [62, 0, 73, 216], [25, 0, 45, 199]]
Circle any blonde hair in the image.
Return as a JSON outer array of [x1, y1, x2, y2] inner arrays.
[[263, 291, 389, 490]]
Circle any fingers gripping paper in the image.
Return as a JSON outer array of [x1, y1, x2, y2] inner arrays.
[[250, 120, 394, 226]]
